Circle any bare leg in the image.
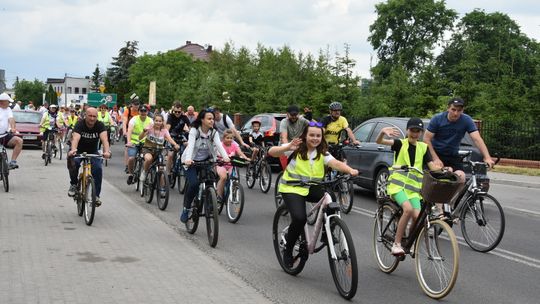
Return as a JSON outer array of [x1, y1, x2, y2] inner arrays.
[[8, 136, 23, 161]]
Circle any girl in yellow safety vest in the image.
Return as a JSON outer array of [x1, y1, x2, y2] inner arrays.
[[268, 122, 358, 267], [375, 117, 445, 256]]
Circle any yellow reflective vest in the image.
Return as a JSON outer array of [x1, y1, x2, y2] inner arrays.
[[40, 113, 63, 133], [98, 111, 111, 127], [279, 152, 326, 196], [67, 115, 78, 128], [130, 116, 152, 145], [387, 139, 427, 200]]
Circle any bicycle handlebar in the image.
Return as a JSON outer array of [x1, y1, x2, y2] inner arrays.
[[73, 153, 103, 159], [283, 174, 356, 187]]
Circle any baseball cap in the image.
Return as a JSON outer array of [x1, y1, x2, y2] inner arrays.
[[286, 105, 300, 115], [406, 117, 424, 130], [448, 97, 465, 107]]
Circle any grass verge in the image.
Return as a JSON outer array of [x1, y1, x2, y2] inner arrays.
[[492, 165, 540, 176]]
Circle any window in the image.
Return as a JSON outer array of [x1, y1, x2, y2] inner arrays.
[[67, 87, 72, 94], [369, 122, 404, 142], [74, 87, 79, 94], [82, 88, 87, 94], [354, 122, 375, 142]]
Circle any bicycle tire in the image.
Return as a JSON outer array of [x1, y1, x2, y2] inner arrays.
[[415, 219, 459, 299], [178, 167, 186, 194], [44, 140, 51, 166], [372, 203, 400, 273], [274, 172, 283, 208], [259, 161, 272, 193], [135, 158, 143, 192], [144, 170, 155, 204], [460, 193, 505, 252], [84, 176, 96, 226], [227, 181, 244, 223], [327, 217, 358, 299], [272, 204, 307, 275], [169, 171, 177, 189], [205, 187, 219, 247], [57, 137, 63, 160], [1, 155, 9, 192], [337, 179, 354, 214], [156, 171, 169, 211], [186, 193, 200, 234], [245, 163, 256, 189]]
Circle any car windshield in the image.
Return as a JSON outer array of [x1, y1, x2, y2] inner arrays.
[[13, 111, 42, 124], [242, 115, 278, 133]]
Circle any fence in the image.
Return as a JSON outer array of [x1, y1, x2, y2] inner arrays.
[[479, 120, 540, 162]]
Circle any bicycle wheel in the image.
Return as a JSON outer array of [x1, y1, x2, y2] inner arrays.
[[274, 172, 283, 208], [205, 187, 219, 247], [57, 137, 63, 160], [144, 170, 155, 204], [178, 167, 186, 194], [337, 179, 354, 214], [259, 161, 272, 193], [1, 155, 9, 192], [156, 171, 169, 211], [245, 163, 256, 188], [169, 170, 177, 189], [134, 158, 143, 192], [76, 180, 84, 217], [372, 203, 400, 273], [327, 217, 358, 299], [415, 219, 459, 299], [460, 193, 505, 252], [227, 181, 244, 223], [186, 194, 200, 234], [44, 140, 51, 166], [84, 177, 96, 226], [272, 204, 307, 275]]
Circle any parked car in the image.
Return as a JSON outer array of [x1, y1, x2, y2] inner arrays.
[[12, 110, 44, 148], [240, 113, 287, 168], [342, 117, 482, 200]]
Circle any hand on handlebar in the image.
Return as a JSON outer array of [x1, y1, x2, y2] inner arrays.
[[484, 157, 495, 169], [433, 158, 444, 169]]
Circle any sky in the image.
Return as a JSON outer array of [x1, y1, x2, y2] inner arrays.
[[1, 0, 539, 88]]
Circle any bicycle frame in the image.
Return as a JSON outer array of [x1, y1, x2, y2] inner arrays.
[[304, 192, 341, 259]]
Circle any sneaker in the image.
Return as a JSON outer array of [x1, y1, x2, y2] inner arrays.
[[68, 185, 77, 197], [42, 153, 46, 160], [127, 175, 134, 185], [8, 161, 18, 170], [283, 248, 294, 268], [180, 208, 190, 223], [124, 166, 129, 174], [95, 197, 102, 207], [391, 243, 405, 256]]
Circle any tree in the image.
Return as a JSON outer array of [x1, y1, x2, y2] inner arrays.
[[90, 64, 102, 92], [45, 85, 57, 105], [14, 79, 46, 105], [107, 41, 139, 103]]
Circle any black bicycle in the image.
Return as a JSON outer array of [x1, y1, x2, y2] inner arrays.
[[130, 144, 144, 192], [43, 127, 60, 166], [0, 132, 11, 192], [218, 157, 248, 223], [169, 135, 187, 194], [184, 160, 220, 248], [245, 145, 272, 193], [140, 146, 169, 210], [327, 143, 359, 214]]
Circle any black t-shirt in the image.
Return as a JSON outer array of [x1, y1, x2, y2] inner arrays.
[[391, 139, 432, 167], [74, 120, 107, 153], [167, 114, 190, 136]]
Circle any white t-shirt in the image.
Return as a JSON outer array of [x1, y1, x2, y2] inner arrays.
[[0, 107, 14, 134], [214, 114, 234, 136], [284, 146, 335, 165]]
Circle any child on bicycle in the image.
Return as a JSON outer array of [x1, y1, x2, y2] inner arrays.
[[375, 117, 444, 256], [139, 114, 180, 183], [216, 129, 250, 202], [269, 122, 358, 267], [248, 119, 264, 161]]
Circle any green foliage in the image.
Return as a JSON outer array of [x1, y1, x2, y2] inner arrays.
[[14, 79, 46, 106], [107, 41, 139, 104], [90, 64, 102, 92], [45, 85, 57, 105]]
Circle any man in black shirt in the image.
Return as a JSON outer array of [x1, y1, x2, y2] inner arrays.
[[67, 107, 111, 206], [165, 102, 190, 177]]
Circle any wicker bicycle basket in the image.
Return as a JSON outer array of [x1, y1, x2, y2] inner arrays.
[[420, 171, 463, 204]]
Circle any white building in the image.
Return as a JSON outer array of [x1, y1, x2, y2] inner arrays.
[[45, 76, 93, 106]]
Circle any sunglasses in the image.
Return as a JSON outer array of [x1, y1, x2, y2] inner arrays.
[[173, 111, 182, 114], [139, 109, 148, 112], [205, 107, 214, 113], [308, 121, 323, 127]]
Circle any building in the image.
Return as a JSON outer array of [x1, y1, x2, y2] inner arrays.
[[174, 41, 213, 61], [45, 76, 92, 106]]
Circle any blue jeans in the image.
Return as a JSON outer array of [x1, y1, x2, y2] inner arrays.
[[69, 156, 103, 197], [183, 166, 200, 210]]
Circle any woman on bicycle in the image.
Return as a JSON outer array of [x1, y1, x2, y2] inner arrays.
[[216, 129, 250, 201], [180, 109, 229, 223], [269, 122, 358, 267], [139, 114, 180, 182], [375, 117, 444, 256]]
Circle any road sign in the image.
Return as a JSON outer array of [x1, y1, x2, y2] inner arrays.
[[87, 92, 117, 107]]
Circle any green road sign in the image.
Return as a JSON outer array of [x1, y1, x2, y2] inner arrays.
[[87, 92, 117, 107]]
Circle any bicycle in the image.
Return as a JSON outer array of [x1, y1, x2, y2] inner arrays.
[[245, 145, 272, 193], [140, 146, 170, 210], [184, 160, 220, 248], [373, 166, 460, 299], [169, 135, 187, 194], [0, 132, 11, 192], [327, 143, 359, 214], [217, 157, 248, 223], [129, 143, 144, 192], [72, 153, 103, 226], [272, 175, 358, 299], [442, 150, 505, 252], [43, 128, 59, 166]]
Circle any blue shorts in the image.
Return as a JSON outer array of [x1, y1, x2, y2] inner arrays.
[[127, 146, 138, 158]]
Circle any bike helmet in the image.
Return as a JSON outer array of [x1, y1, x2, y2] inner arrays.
[[329, 101, 343, 111], [251, 119, 261, 125]]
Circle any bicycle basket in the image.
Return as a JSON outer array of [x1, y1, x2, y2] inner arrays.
[[420, 171, 463, 204]]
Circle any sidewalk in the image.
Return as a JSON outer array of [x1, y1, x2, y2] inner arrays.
[[489, 171, 540, 189], [0, 151, 272, 304]]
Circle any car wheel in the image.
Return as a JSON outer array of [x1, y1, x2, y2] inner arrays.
[[375, 168, 389, 201]]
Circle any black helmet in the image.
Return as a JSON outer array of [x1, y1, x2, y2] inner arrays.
[[329, 101, 342, 111]]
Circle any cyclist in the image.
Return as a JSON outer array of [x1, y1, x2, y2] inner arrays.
[[39, 104, 64, 159], [165, 101, 190, 178], [216, 129, 250, 202], [269, 122, 358, 267], [375, 117, 443, 256], [212, 106, 249, 148], [67, 107, 111, 206], [424, 97, 495, 184], [279, 105, 309, 169], [180, 108, 229, 223], [97, 104, 115, 150], [139, 114, 180, 184], [0, 92, 23, 169], [65, 108, 79, 146], [122, 97, 140, 173], [125, 105, 153, 184], [185, 105, 198, 125], [248, 119, 264, 161], [321, 102, 360, 148]]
